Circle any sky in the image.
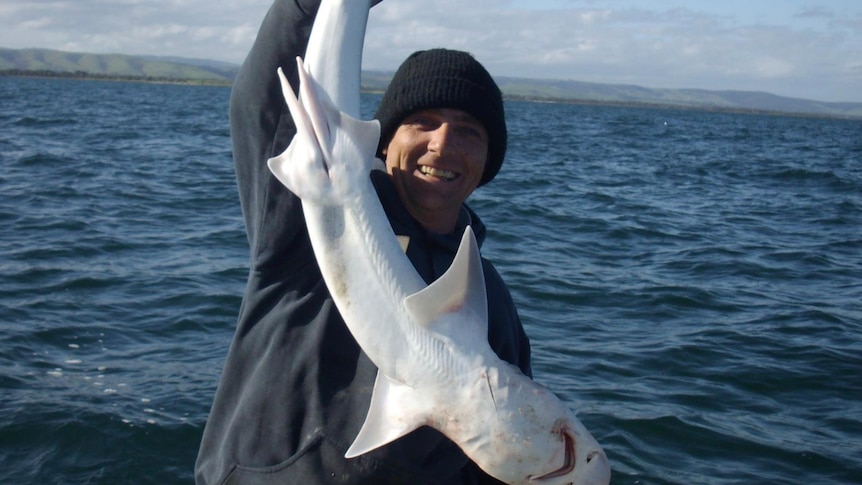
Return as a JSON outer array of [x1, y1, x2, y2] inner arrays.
[[1, 0, 860, 103]]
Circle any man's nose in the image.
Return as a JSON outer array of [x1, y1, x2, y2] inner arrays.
[[427, 123, 454, 154]]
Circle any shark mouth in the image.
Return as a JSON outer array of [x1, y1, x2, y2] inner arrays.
[[531, 429, 576, 482], [419, 165, 458, 181]]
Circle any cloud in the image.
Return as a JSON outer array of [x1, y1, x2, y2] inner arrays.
[[794, 7, 834, 20], [1, 0, 860, 101], [364, 0, 862, 101], [0, 0, 270, 61]]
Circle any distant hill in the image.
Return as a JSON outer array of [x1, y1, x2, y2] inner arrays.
[[3, 47, 861, 119], [0, 47, 237, 84], [492, 77, 862, 119]]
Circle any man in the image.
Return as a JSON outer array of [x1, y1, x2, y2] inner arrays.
[[196, 0, 531, 483]]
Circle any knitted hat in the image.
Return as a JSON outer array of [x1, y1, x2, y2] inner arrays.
[[374, 48, 507, 186]]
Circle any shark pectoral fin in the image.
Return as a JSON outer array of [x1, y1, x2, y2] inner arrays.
[[345, 371, 427, 458], [403, 226, 489, 341]]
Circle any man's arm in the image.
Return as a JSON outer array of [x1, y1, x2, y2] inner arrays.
[[229, 0, 322, 264], [230, 0, 383, 267]]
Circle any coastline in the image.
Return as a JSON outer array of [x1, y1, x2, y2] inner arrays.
[[4, 70, 861, 121]]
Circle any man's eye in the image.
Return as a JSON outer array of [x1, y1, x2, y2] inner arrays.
[[457, 124, 485, 140], [461, 126, 481, 137]]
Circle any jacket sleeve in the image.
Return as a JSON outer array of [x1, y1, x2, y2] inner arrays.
[[483, 260, 533, 378], [229, 0, 322, 267]]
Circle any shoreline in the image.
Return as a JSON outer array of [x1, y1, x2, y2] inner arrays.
[[4, 71, 860, 121]]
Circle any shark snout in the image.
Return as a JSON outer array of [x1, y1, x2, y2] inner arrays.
[[582, 446, 611, 485], [575, 427, 611, 485]]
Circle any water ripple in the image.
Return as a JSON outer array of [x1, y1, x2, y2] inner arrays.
[[2, 78, 861, 484]]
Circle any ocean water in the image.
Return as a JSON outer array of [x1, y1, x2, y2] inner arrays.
[[1, 76, 860, 484]]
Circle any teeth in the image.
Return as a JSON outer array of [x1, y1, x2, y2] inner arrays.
[[420, 166, 457, 180]]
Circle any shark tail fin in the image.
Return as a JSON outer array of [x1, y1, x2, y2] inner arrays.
[[345, 371, 429, 458]]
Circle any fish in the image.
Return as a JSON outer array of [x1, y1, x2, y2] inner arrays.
[[265, 0, 612, 483]]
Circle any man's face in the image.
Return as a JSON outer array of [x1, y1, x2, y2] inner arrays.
[[382, 108, 489, 234]]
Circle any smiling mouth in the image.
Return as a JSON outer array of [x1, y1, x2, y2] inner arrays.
[[419, 165, 458, 181]]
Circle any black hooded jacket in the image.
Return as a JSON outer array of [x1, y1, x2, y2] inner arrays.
[[195, 1, 531, 484]]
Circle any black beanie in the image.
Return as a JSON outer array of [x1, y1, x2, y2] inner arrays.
[[374, 48, 507, 186]]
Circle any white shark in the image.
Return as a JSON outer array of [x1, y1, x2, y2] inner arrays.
[[266, 0, 611, 483]]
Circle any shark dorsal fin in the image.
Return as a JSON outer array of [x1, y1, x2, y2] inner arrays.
[[403, 226, 488, 344]]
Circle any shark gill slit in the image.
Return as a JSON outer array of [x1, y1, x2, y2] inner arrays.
[[485, 372, 498, 411]]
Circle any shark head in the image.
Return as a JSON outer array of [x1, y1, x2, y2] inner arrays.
[[459, 364, 611, 485]]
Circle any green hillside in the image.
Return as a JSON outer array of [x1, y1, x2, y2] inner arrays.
[[0, 47, 235, 84], [493, 77, 862, 118], [3, 47, 861, 119]]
